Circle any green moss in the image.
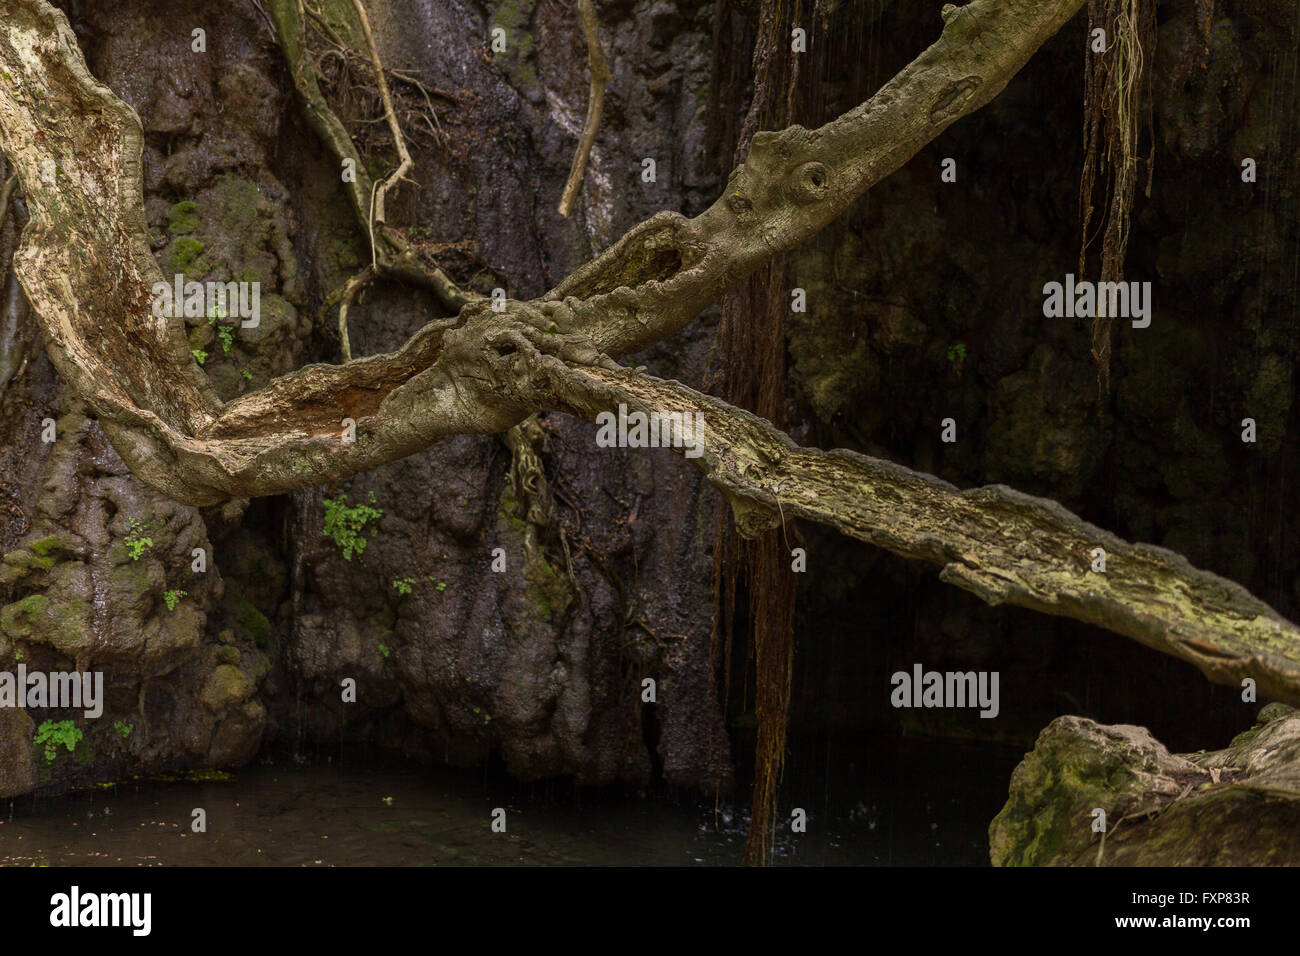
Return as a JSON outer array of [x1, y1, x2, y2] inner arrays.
[[166, 236, 205, 272], [526, 556, 569, 622], [200, 664, 254, 711], [234, 599, 272, 647], [1, 590, 93, 655], [0, 594, 49, 637], [330, 235, 364, 272], [30, 535, 71, 558], [167, 200, 200, 236], [490, 0, 539, 93], [2, 550, 56, 571], [498, 480, 527, 534], [111, 559, 151, 597]]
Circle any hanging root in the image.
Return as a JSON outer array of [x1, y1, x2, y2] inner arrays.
[[504, 415, 555, 568], [710, 0, 804, 868], [267, 0, 479, 317], [320, 267, 375, 363], [1078, 0, 1156, 395], [348, 0, 412, 229], [557, 0, 611, 218]]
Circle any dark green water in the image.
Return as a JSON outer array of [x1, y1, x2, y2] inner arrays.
[[0, 738, 1017, 866]]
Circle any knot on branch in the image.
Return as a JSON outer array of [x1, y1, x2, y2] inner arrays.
[[929, 76, 982, 124], [787, 162, 830, 205]]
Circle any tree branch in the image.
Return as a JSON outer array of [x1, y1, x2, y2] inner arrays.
[[13, 0, 1296, 705], [524, 359, 1300, 707]]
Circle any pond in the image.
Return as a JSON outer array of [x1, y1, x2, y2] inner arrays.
[[0, 736, 1019, 866]]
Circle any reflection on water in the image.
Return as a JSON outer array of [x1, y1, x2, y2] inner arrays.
[[0, 738, 1017, 866]]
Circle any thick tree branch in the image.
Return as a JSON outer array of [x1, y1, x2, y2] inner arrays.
[[13, 0, 1297, 704], [0, 0, 1087, 503], [524, 360, 1300, 707]]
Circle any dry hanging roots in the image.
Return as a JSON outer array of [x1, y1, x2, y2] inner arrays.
[[1078, 0, 1156, 395]]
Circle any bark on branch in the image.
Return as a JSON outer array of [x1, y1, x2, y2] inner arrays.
[[0, 0, 1085, 504]]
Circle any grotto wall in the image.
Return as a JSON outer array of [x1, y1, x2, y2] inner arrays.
[[0, 0, 1296, 829]]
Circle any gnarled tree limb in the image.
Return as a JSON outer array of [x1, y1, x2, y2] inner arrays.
[[8, 0, 1300, 704]]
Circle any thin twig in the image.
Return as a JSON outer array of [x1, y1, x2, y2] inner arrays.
[[557, 0, 611, 218], [320, 266, 374, 363]]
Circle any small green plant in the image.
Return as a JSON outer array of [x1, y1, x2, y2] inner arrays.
[[113, 720, 133, 740], [164, 589, 187, 611], [192, 349, 208, 366], [34, 720, 82, 764], [241, 367, 253, 381], [322, 492, 383, 561], [207, 305, 234, 354], [381, 796, 393, 806], [13, 648, 22, 662], [392, 577, 414, 596], [124, 519, 153, 561], [432, 579, 447, 593], [946, 343, 967, 364]]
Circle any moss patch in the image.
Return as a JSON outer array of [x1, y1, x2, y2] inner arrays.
[[167, 200, 200, 236]]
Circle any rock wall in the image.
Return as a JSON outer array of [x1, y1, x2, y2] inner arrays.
[[1, 0, 1297, 822]]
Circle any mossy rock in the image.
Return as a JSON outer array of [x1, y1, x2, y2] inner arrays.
[[200, 664, 254, 711], [233, 598, 274, 649], [0, 591, 93, 656], [991, 713, 1300, 865]]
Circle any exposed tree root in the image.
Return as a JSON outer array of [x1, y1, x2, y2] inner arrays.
[[348, 0, 412, 230]]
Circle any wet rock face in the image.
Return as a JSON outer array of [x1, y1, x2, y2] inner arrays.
[[1, 0, 726, 796], [261, 0, 725, 787], [989, 707, 1300, 865], [0, 413, 270, 790]]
